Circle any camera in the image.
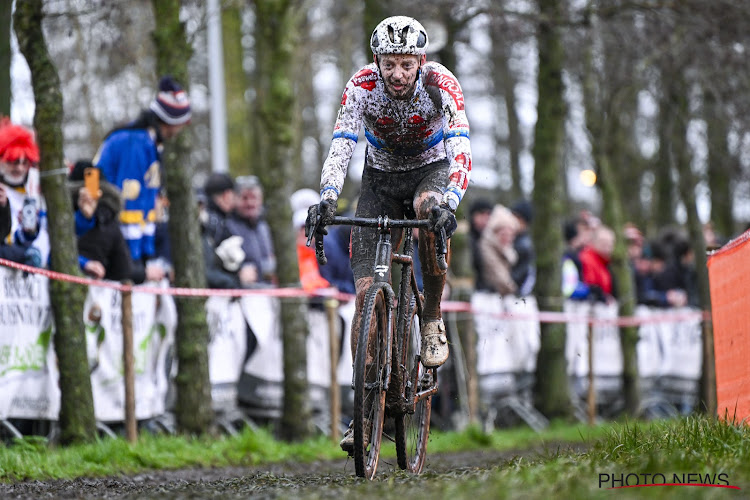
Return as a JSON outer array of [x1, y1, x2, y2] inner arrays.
[[21, 197, 38, 233]]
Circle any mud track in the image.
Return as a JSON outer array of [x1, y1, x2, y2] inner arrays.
[[0, 443, 587, 499]]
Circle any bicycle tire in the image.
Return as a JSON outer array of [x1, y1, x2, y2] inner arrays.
[[353, 284, 390, 479], [395, 297, 432, 473]]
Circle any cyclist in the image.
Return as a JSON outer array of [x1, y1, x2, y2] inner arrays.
[[307, 16, 472, 450]]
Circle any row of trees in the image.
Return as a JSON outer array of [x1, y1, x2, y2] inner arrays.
[[6, 0, 749, 443]]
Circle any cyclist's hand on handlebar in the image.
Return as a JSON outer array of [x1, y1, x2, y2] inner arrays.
[[305, 199, 338, 237], [429, 203, 458, 239]]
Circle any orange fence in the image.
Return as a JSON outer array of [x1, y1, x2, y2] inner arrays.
[[707, 230, 750, 422]]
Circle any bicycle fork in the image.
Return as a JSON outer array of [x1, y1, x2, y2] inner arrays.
[[373, 232, 395, 393]]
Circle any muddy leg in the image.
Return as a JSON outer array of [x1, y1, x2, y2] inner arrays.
[[415, 192, 449, 322]]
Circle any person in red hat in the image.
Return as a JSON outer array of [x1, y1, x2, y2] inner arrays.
[[0, 118, 47, 267]]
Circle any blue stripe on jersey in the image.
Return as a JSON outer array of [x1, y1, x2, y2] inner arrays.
[[333, 130, 359, 142], [445, 128, 470, 139], [364, 129, 383, 150], [444, 186, 463, 201]]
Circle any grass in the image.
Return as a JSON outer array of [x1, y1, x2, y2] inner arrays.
[[0, 419, 611, 483], [3, 415, 750, 500]]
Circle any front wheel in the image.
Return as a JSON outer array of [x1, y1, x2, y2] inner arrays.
[[353, 284, 390, 479], [395, 303, 432, 473]]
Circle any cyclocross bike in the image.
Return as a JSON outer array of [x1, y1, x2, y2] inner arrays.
[[307, 202, 448, 479]]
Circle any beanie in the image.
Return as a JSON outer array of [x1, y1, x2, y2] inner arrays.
[[510, 199, 533, 224], [204, 172, 235, 197], [149, 76, 192, 125]]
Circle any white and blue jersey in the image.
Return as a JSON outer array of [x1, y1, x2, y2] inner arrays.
[[320, 61, 472, 210]]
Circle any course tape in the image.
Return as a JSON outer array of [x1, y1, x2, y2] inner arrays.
[[0, 257, 710, 326]]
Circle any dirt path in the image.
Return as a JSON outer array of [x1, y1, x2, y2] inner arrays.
[[0, 444, 587, 499]]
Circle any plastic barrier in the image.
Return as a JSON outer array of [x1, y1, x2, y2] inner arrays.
[[708, 231, 750, 421]]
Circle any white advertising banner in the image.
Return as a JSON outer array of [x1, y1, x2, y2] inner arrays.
[[0, 267, 59, 420], [83, 282, 174, 422]]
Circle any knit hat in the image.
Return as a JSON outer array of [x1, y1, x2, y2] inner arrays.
[[204, 172, 235, 197], [469, 198, 494, 216], [510, 199, 533, 224], [149, 76, 192, 125], [0, 118, 39, 164]]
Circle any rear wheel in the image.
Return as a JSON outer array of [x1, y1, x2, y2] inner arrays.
[[395, 299, 432, 473], [353, 285, 390, 479]]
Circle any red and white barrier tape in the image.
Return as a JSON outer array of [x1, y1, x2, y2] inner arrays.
[[0, 258, 710, 326]]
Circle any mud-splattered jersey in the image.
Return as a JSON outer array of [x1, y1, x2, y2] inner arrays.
[[320, 61, 471, 210]]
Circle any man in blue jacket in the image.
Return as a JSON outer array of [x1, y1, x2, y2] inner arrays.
[[94, 76, 191, 282]]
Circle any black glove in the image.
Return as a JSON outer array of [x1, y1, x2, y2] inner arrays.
[[305, 199, 338, 238], [429, 203, 458, 239]]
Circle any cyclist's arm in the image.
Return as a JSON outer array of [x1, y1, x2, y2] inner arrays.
[[320, 73, 367, 203], [428, 64, 472, 211]]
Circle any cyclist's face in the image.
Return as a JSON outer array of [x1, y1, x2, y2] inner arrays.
[[377, 54, 424, 99]]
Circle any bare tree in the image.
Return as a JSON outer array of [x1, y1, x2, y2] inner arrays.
[[531, 0, 573, 419], [151, 0, 214, 435], [252, 0, 311, 441], [0, 1, 11, 116], [14, 0, 96, 444]]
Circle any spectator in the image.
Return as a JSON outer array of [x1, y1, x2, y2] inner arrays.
[[0, 119, 48, 268], [201, 172, 250, 289], [673, 238, 699, 308], [292, 188, 330, 292], [510, 199, 536, 297], [478, 204, 519, 296], [68, 160, 132, 281], [561, 216, 590, 300], [226, 175, 277, 286], [94, 76, 191, 282], [579, 224, 617, 303], [646, 238, 688, 308], [0, 182, 9, 243], [468, 198, 493, 291]]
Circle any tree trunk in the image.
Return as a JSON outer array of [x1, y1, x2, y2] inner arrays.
[[222, 0, 254, 178], [652, 92, 674, 232], [531, 0, 573, 419], [253, 0, 311, 441], [704, 92, 734, 240], [151, 0, 214, 435], [669, 78, 716, 415], [581, 33, 641, 417], [490, 16, 522, 200], [14, 0, 96, 445], [0, 1, 11, 116]]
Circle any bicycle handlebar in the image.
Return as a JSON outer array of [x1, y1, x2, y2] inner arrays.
[[306, 201, 448, 270]]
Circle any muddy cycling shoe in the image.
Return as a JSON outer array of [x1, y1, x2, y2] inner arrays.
[[421, 319, 449, 368], [339, 419, 372, 454]]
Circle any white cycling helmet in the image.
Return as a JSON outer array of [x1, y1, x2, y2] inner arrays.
[[370, 16, 429, 56]]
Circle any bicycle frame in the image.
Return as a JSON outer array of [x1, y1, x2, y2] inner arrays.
[[316, 215, 440, 411], [307, 210, 443, 477]]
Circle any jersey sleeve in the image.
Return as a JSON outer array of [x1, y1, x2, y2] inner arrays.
[[430, 65, 472, 210], [320, 69, 369, 202]]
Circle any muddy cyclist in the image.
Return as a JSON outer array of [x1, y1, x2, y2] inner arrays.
[[307, 15, 473, 452]]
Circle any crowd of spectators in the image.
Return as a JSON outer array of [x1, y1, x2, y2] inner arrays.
[[467, 196, 715, 311]]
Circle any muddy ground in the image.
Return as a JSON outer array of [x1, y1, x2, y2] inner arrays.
[[0, 444, 586, 499]]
